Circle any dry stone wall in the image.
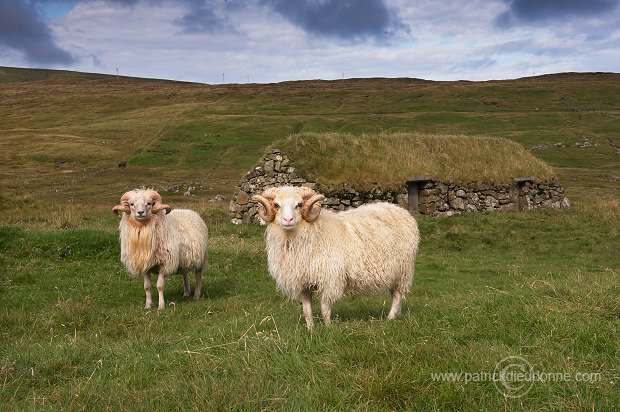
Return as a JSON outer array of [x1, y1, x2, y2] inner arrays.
[[414, 180, 570, 216], [229, 149, 570, 224]]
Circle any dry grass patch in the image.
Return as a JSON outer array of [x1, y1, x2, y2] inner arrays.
[[275, 132, 556, 190]]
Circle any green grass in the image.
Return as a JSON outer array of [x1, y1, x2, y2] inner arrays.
[[273, 132, 556, 190], [0, 207, 618, 411], [0, 68, 619, 410]]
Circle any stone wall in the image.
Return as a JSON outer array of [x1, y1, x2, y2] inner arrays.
[[229, 149, 309, 225], [229, 149, 570, 224], [414, 179, 570, 217]]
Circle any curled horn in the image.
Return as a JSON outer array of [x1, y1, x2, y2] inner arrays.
[[252, 187, 279, 223], [112, 191, 132, 215], [147, 189, 171, 215], [299, 187, 325, 222]]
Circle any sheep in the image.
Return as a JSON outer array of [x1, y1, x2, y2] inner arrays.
[[112, 189, 208, 310], [252, 186, 419, 329]]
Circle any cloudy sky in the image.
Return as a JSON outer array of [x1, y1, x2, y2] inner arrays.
[[1, 0, 619, 84]]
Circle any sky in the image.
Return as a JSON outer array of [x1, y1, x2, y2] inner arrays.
[[0, 0, 619, 84]]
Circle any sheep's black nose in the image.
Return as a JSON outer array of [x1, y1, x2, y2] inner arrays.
[[137, 210, 145, 216]]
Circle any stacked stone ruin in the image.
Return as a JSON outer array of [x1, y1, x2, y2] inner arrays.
[[411, 179, 570, 215], [229, 149, 570, 224]]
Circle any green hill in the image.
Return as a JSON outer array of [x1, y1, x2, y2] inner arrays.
[[0, 66, 179, 84], [0, 67, 618, 225]]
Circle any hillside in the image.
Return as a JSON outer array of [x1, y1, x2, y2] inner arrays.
[[0, 66, 183, 84], [0, 67, 619, 225]]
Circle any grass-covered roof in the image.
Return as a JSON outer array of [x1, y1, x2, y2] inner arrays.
[[272, 132, 556, 190]]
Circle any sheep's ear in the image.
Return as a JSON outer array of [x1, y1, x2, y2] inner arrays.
[[252, 195, 275, 222], [302, 194, 325, 222]]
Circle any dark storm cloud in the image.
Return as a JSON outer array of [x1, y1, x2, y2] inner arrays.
[[0, 0, 75, 65], [178, 6, 223, 33], [261, 0, 408, 41], [0, 0, 232, 61], [173, 0, 409, 39], [496, 0, 619, 27], [175, 0, 236, 33]]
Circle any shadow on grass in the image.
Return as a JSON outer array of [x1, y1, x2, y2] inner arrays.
[[202, 277, 236, 300], [140, 274, 236, 307], [316, 295, 403, 324]]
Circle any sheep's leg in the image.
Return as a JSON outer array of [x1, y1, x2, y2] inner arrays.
[[144, 273, 153, 309], [387, 290, 403, 319], [157, 273, 166, 310], [300, 289, 314, 329], [193, 269, 202, 299], [182, 273, 190, 298], [320, 298, 332, 326]]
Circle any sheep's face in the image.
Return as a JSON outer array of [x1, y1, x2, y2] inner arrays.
[[252, 186, 325, 231], [113, 189, 171, 222], [129, 192, 156, 221], [273, 189, 304, 231]]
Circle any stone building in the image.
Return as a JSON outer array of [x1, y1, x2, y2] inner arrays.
[[229, 149, 570, 224]]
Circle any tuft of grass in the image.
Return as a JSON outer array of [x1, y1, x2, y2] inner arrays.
[[274, 131, 556, 190]]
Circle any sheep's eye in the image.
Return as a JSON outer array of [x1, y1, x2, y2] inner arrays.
[[274, 203, 280, 210], [130, 203, 134, 207], [296, 202, 302, 209]]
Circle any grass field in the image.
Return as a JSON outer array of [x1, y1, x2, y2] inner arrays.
[[0, 68, 619, 410]]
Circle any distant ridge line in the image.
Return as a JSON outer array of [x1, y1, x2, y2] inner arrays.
[[1, 66, 618, 86]]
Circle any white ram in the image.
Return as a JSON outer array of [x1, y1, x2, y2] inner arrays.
[[252, 186, 419, 328], [113, 189, 208, 309]]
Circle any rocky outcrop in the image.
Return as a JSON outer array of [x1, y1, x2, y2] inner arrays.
[[229, 149, 570, 224]]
